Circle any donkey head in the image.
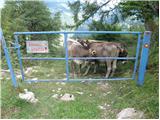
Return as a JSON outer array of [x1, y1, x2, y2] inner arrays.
[[118, 44, 128, 57], [77, 39, 90, 49], [117, 44, 128, 64]]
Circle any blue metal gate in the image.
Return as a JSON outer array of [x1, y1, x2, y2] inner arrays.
[[1, 29, 151, 87]]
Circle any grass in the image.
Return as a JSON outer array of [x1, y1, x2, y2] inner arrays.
[[1, 59, 159, 119]]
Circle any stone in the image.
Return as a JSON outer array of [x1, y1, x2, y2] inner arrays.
[[52, 89, 55, 92], [56, 82, 60, 85], [76, 91, 84, 95], [19, 89, 38, 104], [52, 94, 59, 99], [98, 105, 106, 110], [32, 78, 38, 80], [117, 108, 144, 119], [25, 67, 33, 74], [57, 88, 62, 91], [61, 82, 66, 85], [16, 75, 21, 79], [60, 93, 75, 101]]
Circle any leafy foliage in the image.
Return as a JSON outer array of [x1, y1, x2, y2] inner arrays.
[[119, 1, 158, 23], [67, 0, 118, 28], [88, 20, 121, 41], [1, 0, 62, 67]]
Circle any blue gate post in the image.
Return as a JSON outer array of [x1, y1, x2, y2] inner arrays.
[[14, 35, 25, 81], [1, 28, 18, 87], [132, 33, 142, 79], [64, 33, 69, 81], [137, 31, 151, 85]]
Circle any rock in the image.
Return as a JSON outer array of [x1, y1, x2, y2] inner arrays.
[[33, 66, 40, 69], [19, 89, 38, 104], [32, 69, 38, 73], [52, 94, 59, 99], [81, 80, 85, 83], [117, 108, 144, 119], [106, 91, 111, 94], [16, 75, 21, 79], [57, 88, 62, 91], [98, 105, 106, 110], [56, 82, 60, 85], [61, 82, 66, 85], [60, 93, 75, 101], [47, 74, 50, 77], [76, 91, 84, 95], [52, 89, 55, 92], [98, 103, 111, 110], [25, 67, 33, 74], [103, 93, 107, 96], [32, 78, 38, 80]]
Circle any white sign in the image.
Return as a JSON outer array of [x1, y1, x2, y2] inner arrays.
[[26, 41, 49, 53]]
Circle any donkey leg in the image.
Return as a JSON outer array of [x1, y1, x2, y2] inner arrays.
[[105, 60, 112, 78], [110, 60, 117, 77], [81, 61, 88, 69], [93, 62, 97, 73], [83, 64, 91, 76], [78, 64, 82, 77], [71, 61, 75, 78]]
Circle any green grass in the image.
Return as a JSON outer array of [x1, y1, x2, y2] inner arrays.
[[1, 59, 159, 119]]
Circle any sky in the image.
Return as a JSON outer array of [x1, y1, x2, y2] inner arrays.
[[43, 0, 74, 25]]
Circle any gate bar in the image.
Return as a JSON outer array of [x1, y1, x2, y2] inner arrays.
[[137, 31, 151, 85], [132, 33, 142, 79], [64, 33, 69, 81], [1, 28, 18, 87], [24, 77, 133, 83], [14, 35, 25, 81], [14, 31, 142, 35], [21, 57, 136, 60]]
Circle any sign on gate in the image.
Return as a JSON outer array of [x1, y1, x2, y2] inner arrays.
[[26, 41, 49, 53]]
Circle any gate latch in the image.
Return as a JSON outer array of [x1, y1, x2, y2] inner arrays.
[[144, 43, 149, 48]]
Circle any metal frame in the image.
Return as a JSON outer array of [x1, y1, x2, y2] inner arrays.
[[1, 30, 151, 87], [1, 28, 18, 87], [137, 31, 151, 85]]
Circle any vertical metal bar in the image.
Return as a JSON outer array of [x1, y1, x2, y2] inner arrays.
[[137, 31, 151, 85], [1, 28, 18, 87], [64, 33, 69, 81], [132, 33, 142, 79], [14, 35, 25, 81]]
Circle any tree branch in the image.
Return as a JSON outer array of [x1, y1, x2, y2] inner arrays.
[[74, 0, 113, 28]]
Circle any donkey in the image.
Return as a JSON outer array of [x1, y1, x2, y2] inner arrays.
[[77, 40, 128, 78], [67, 39, 90, 77]]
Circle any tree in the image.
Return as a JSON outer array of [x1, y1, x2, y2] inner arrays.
[[1, 1, 62, 42], [68, 0, 119, 29], [88, 20, 121, 41], [119, 1, 159, 69], [1, 0, 62, 64], [119, 1, 159, 40]]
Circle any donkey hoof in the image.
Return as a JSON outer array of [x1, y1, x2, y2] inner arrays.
[[83, 73, 88, 76], [105, 75, 109, 78]]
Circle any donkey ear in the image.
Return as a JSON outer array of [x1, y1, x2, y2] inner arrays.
[[121, 49, 124, 52], [86, 39, 89, 43]]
